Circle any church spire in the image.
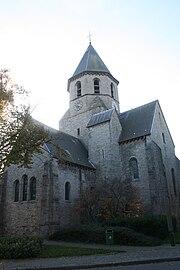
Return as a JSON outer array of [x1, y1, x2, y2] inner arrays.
[[73, 43, 111, 77]]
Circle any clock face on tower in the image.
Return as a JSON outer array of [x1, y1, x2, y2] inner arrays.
[[74, 100, 83, 111]]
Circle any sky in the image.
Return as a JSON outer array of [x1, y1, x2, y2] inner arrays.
[[1, 0, 180, 157]]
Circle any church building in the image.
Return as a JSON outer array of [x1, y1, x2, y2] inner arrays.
[[0, 42, 180, 237]]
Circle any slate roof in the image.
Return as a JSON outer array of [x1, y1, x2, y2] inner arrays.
[[73, 43, 110, 76], [119, 100, 157, 143], [46, 130, 95, 169], [87, 108, 114, 128]]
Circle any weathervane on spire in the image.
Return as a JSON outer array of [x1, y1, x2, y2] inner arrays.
[[87, 31, 92, 44]]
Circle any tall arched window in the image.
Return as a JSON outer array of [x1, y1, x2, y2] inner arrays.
[[14, 180, 19, 202], [65, 181, 71, 200], [111, 83, 114, 98], [94, 78, 100, 94], [22, 174, 28, 201], [76, 81, 81, 97], [129, 157, 139, 180], [171, 168, 177, 196], [162, 133, 166, 144], [30, 177, 36, 200]]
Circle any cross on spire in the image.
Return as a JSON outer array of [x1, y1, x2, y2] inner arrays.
[[87, 32, 92, 44]]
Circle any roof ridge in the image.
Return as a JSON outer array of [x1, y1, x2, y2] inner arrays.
[[92, 107, 114, 117], [121, 100, 158, 115], [85, 44, 90, 70]]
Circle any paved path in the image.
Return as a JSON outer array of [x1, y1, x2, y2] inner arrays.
[[0, 241, 180, 270]]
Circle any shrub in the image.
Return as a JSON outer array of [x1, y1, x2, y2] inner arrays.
[[113, 227, 161, 246], [50, 225, 161, 246], [50, 225, 105, 244], [0, 236, 43, 259], [107, 216, 176, 240]]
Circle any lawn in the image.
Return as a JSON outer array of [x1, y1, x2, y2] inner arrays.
[[173, 231, 180, 244], [40, 244, 125, 258]]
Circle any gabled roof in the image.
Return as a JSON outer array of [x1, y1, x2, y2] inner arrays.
[[87, 108, 114, 128], [119, 100, 157, 143], [73, 43, 110, 76], [46, 130, 95, 169]]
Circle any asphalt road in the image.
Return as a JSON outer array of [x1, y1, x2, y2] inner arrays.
[[81, 261, 180, 270]]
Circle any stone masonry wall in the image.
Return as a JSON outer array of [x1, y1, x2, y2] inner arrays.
[[150, 103, 179, 218], [40, 159, 96, 238], [119, 138, 152, 214], [59, 73, 120, 147], [69, 74, 119, 108], [0, 172, 7, 235], [87, 109, 122, 182], [2, 152, 48, 236], [145, 141, 168, 215], [59, 98, 107, 147], [1, 153, 95, 238]]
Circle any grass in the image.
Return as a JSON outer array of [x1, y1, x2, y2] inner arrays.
[[173, 231, 180, 244], [40, 244, 125, 258]]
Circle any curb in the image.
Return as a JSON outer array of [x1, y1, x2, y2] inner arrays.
[[9, 257, 180, 270]]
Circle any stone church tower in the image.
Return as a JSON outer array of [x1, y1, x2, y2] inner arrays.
[[59, 42, 120, 142], [59, 42, 122, 180], [0, 42, 180, 238]]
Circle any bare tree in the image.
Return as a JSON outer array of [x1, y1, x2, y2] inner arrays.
[[75, 178, 142, 223]]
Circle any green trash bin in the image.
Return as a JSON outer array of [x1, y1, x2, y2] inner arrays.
[[106, 228, 114, 245]]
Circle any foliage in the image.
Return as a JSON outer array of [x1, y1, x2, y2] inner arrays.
[[0, 236, 43, 259], [75, 178, 142, 223], [0, 69, 49, 176], [172, 230, 180, 244], [0, 236, 121, 259], [49, 225, 161, 246], [50, 225, 105, 243], [112, 227, 161, 246], [106, 216, 176, 240]]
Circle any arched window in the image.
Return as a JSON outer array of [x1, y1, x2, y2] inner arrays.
[[129, 157, 139, 180], [65, 181, 71, 200], [111, 83, 114, 98], [94, 78, 100, 94], [76, 81, 81, 97], [171, 168, 177, 196], [22, 174, 28, 201], [162, 133, 166, 144], [30, 177, 36, 200], [14, 180, 19, 202], [77, 128, 80, 136]]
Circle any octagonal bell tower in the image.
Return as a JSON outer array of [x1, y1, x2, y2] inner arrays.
[[59, 42, 120, 146]]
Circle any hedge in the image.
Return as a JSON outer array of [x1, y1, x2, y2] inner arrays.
[[50, 225, 161, 246], [106, 216, 176, 240], [0, 236, 43, 259]]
